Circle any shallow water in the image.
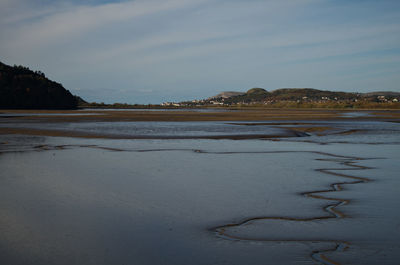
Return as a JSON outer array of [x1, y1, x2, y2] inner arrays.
[[340, 111, 373, 118], [0, 121, 293, 138], [0, 119, 400, 265]]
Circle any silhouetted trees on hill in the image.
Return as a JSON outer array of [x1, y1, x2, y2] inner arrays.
[[0, 61, 78, 109]]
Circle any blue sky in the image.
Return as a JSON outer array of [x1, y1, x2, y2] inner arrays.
[[1, 0, 399, 103]]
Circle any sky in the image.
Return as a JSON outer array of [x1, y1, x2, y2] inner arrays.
[[1, 0, 400, 104]]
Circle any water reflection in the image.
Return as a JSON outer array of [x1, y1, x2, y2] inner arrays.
[[0, 121, 399, 265]]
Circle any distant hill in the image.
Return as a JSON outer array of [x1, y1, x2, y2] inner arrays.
[[267, 88, 356, 101], [209, 91, 245, 99], [0, 61, 79, 109], [213, 87, 399, 105], [361, 91, 400, 98], [247, 88, 268, 95]]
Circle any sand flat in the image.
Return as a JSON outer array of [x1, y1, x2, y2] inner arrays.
[[0, 110, 399, 265]]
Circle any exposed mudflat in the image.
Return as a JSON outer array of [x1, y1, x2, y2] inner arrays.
[[0, 109, 399, 265]]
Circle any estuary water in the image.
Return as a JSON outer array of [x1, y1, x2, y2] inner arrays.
[[0, 118, 399, 265]]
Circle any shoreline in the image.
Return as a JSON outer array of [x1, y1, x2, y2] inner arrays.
[[1, 109, 399, 140], [0, 109, 399, 122]]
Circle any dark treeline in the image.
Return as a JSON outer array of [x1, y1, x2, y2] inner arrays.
[[0, 61, 78, 109]]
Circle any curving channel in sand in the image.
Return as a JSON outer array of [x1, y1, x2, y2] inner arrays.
[[203, 150, 373, 265], [0, 142, 375, 265]]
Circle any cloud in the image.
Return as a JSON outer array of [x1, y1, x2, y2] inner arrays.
[[48, 0, 400, 68], [1, 0, 208, 49], [0, 0, 71, 25]]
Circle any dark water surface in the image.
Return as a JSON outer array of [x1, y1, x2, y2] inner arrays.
[[0, 119, 399, 265], [0, 121, 291, 138]]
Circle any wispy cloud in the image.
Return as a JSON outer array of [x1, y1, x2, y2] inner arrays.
[[2, 0, 208, 49]]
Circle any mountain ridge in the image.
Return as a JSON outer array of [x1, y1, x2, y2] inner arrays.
[[208, 88, 399, 103]]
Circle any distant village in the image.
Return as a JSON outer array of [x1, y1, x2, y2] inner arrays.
[[162, 88, 399, 107]]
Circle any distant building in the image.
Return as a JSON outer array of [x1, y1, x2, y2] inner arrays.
[[377, 96, 387, 102]]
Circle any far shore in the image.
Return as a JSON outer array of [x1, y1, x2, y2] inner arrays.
[[1, 108, 399, 123]]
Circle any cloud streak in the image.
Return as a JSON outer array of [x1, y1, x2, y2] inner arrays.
[[2, 0, 209, 48]]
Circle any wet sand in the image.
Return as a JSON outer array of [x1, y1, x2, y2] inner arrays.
[[209, 150, 372, 265], [1, 139, 399, 264], [1, 109, 400, 265], [0, 108, 399, 123], [1, 109, 399, 140]]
